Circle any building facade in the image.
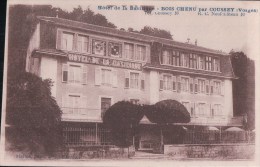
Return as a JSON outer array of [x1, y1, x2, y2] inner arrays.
[[25, 16, 242, 150]]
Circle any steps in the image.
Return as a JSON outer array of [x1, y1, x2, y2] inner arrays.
[[131, 151, 169, 159]]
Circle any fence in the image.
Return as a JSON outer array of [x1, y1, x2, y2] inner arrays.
[[63, 126, 112, 146], [183, 130, 255, 144]]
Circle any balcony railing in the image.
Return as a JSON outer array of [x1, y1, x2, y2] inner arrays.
[[61, 107, 102, 121]]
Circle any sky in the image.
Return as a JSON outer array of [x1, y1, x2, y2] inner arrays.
[[9, 0, 260, 60]]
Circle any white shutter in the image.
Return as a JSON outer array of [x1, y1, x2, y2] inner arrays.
[[112, 70, 118, 88], [82, 65, 87, 85], [95, 67, 101, 85], [221, 81, 225, 96], [62, 64, 68, 82]]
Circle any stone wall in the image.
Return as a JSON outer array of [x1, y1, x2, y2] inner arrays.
[[164, 144, 255, 159], [55, 145, 135, 159]]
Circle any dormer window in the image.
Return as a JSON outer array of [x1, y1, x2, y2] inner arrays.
[[62, 32, 74, 51]]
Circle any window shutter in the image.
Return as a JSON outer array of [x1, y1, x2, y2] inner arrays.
[[210, 80, 214, 95], [190, 78, 193, 93], [56, 29, 62, 50], [82, 65, 87, 85], [206, 80, 209, 94], [62, 64, 68, 82], [141, 73, 145, 90], [172, 76, 176, 91], [125, 71, 130, 88], [221, 81, 225, 96], [194, 79, 198, 93], [206, 103, 210, 116], [112, 70, 118, 88], [95, 67, 101, 85], [177, 76, 181, 92], [159, 74, 163, 90]]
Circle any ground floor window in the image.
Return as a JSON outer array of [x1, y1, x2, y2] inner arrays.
[[101, 97, 112, 118]]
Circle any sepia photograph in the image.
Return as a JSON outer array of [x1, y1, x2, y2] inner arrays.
[[0, 0, 259, 166]]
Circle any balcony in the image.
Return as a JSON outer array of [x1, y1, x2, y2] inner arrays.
[[61, 107, 102, 122]]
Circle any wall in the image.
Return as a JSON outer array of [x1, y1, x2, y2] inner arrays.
[[164, 144, 255, 159], [55, 146, 135, 159]]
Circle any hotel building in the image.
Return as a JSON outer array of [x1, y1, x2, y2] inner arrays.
[[25, 16, 242, 150]]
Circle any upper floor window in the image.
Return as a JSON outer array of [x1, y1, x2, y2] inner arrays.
[[62, 64, 87, 84], [77, 35, 89, 53], [180, 53, 189, 68], [162, 50, 172, 65], [198, 79, 206, 93], [213, 58, 220, 72], [172, 51, 180, 66], [189, 54, 197, 69], [124, 43, 134, 59], [109, 42, 122, 57], [95, 67, 117, 87], [62, 32, 74, 51], [130, 72, 139, 89], [213, 81, 221, 95], [205, 56, 213, 71], [181, 77, 189, 92], [136, 45, 146, 61], [198, 55, 205, 70], [92, 39, 106, 56], [163, 75, 172, 90], [198, 103, 206, 116], [212, 104, 222, 116]]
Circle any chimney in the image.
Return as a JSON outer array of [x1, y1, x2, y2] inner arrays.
[[187, 38, 190, 43], [56, 9, 59, 18]]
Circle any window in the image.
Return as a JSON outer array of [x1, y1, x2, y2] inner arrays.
[[62, 32, 74, 51], [172, 51, 180, 66], [172, 76, 177, 91], [62, 64, 87, 84], [130, 99, 139, 105], [189, 54, 197, 69], [130, 72, 139, 89], [180, 53, 189, 67], [163, 75, 172, 90], [190, 78, 194, 93], [69, 65, 82, 83], [136, 45, 146, 61], [198, 103, 206, 116], [101, 97, 111, 118], [213, 81, 221, 95], [181, 77, 189, 92], [198, 55, 205, 70], [101, 69, 112, 86], [213, 58, 220, 72], [205, 56, 213, 71], [77, 35, 89, 53], [206, 80, 210, 94], [68, 95, 81, 114], [162, 50, 172, 65], [198, 79, 205, 93], [109, 42, 122, 57], [124, 43, 134, 59], [212, 104, 222, 116], [92, 39, 106, 56]]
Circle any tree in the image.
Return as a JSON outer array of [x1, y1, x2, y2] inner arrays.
[[6, 72, 62, 157], [145, 100, 190, 150], [102, 101, 144, 147], [139, 26, 173, 40], [230, 51, 255, 130]]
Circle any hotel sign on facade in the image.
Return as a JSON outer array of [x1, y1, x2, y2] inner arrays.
[[68, 53, 142, 71]]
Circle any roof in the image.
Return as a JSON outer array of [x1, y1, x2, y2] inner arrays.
[[144, 54, 236, 79], [37, 16, 227, 56]]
